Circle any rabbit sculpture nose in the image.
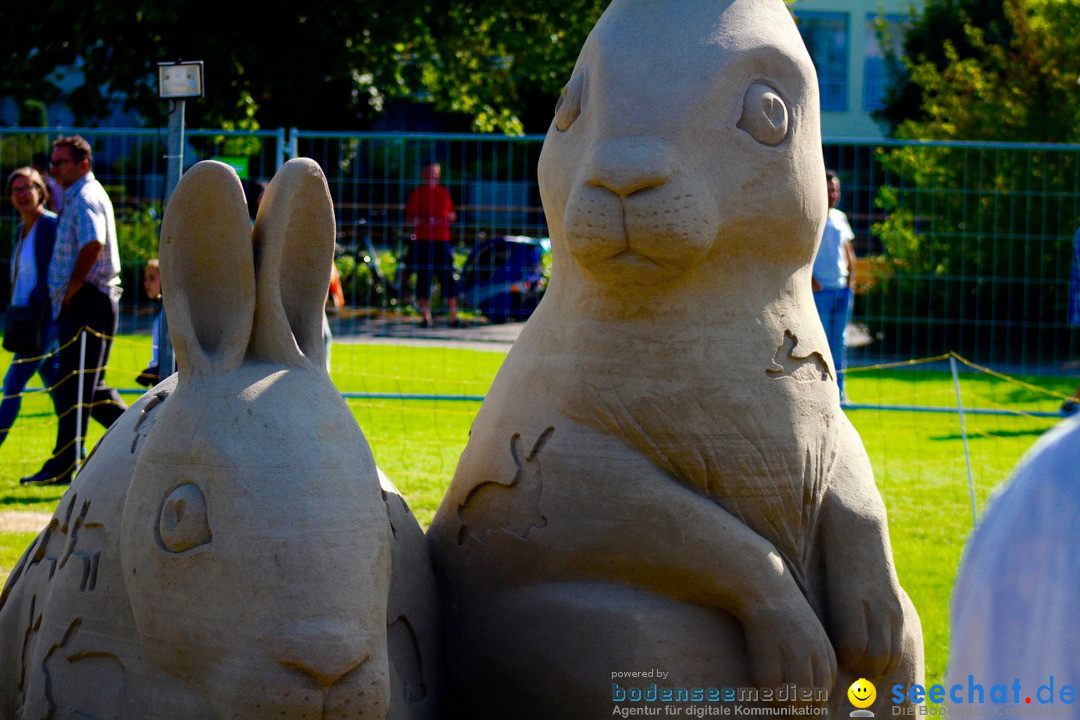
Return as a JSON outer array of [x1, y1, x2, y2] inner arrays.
[[279, 653, 369, 689], [585, 135, 675, 198], [273, 626, 377, 690]]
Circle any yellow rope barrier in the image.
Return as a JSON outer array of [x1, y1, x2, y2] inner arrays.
[[845, 354, 953, 373], [844, 351, 1074, 407], [951, 353, 1075, 403]]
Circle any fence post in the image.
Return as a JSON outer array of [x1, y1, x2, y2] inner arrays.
[[163, 100, 187, 206], [275, 127, 288, 169], [75, 329, 87, 476], [286, 127, 299, 163], [950, 354, 978, 526]]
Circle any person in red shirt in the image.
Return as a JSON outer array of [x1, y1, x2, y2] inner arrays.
[[405, 160, 459, 328]]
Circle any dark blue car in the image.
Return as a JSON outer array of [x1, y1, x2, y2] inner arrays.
[[459, 235, 548, 323]]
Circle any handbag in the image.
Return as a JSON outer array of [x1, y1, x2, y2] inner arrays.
[[3, 301, 50, 355]]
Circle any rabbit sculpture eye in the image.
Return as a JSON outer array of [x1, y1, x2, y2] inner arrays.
[[738, 82, 790, 146], [157, 483, 211, 553]]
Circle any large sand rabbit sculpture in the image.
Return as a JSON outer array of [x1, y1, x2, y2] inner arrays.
[[0, 159, 441, 719], [428, 0, 923, 716]]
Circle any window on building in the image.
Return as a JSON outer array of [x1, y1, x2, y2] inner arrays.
[[864, 14, 909, 112], [795, 12, 849, 112]]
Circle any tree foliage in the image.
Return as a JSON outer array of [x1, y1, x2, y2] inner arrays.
[[868, 0, 1080, 364], [882, 0, 1080, 142], [873, 0, 1011, 137], [0, 0, 609, 134]]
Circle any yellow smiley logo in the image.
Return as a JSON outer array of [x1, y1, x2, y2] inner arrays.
[[848, 678, 877, 708]]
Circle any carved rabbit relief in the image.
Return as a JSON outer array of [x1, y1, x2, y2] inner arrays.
[[428, 0, 924, 717], [0, 160, 441, 720]]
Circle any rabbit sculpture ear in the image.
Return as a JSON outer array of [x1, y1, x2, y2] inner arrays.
[[160, 161, 256, 377], [249, 158, 336, 369]]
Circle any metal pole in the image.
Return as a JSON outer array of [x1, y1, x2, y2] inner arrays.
[[76, 329, 87, 475], [950, 354, 979, 526], [287, 127, 299, 164], [275, 127, 287, 168], [163, 99, 186, 207], [160, 99, 186, 382]]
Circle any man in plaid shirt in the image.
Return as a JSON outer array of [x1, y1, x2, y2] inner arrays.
[[20, 136, 128, 485]]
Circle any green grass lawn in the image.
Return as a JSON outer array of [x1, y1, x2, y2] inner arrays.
[[1, 338, 1075, 691]]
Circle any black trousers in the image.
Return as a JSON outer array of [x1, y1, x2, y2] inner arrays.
[[41, 284, 127, 477]]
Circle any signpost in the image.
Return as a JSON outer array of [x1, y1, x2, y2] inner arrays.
[[157, 60, 204, 206], [155, 60, 202, 379]]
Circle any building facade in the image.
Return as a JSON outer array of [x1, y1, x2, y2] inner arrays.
[[792, 0, 924, 140]]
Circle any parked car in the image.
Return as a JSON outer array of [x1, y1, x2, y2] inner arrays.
[[459, 235, 548, 323]]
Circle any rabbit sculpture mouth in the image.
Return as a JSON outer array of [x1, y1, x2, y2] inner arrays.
[[549, 129, 719, 284]]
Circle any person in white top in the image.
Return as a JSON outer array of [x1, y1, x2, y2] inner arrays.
[[811, 169, 856, 401]]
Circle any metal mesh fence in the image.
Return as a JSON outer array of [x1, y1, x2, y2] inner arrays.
[[2, 128, 1079, 374], [4, 130, 1077, 677], [0, 126, 284, 338], [826, 139, 1080, 374], [290, 131, 548, 322]]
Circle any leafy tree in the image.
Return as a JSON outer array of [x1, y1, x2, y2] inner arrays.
[[18, 100, 48, 128], [868, 0, 1080, 364], [873, 0, 1011, 136], [420, 0, 619, 133], [0, 0, 608, 134], [884, 0, 1080, 142]]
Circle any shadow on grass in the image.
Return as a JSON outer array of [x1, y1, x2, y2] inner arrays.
[[858, 369, 1077, 408], [930, 427, 1054, 442], [0, 492, 66, 507], [14, 408, 57, 420]]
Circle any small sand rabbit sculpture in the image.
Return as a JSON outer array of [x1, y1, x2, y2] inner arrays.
[[428, 1, 922, 717], [0, 159, 441, 719]]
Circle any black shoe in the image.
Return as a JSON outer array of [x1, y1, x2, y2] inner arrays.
[[420, 317, 434, 329], [19, 469, 73, 486], [1063, 400, 1080, 417]]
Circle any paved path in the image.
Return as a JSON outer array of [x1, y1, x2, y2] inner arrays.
[[328, 310, 522, 352], [0, 511, 50, 579], [122, 306, 524, 353], [0, 510, 50, 534]]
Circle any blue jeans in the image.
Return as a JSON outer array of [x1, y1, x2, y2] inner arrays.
[[813, 286, 853, 400], [0, 334, 60, 448]]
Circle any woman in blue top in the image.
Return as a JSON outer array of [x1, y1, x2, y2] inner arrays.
[[1, 167, 60, 448]]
